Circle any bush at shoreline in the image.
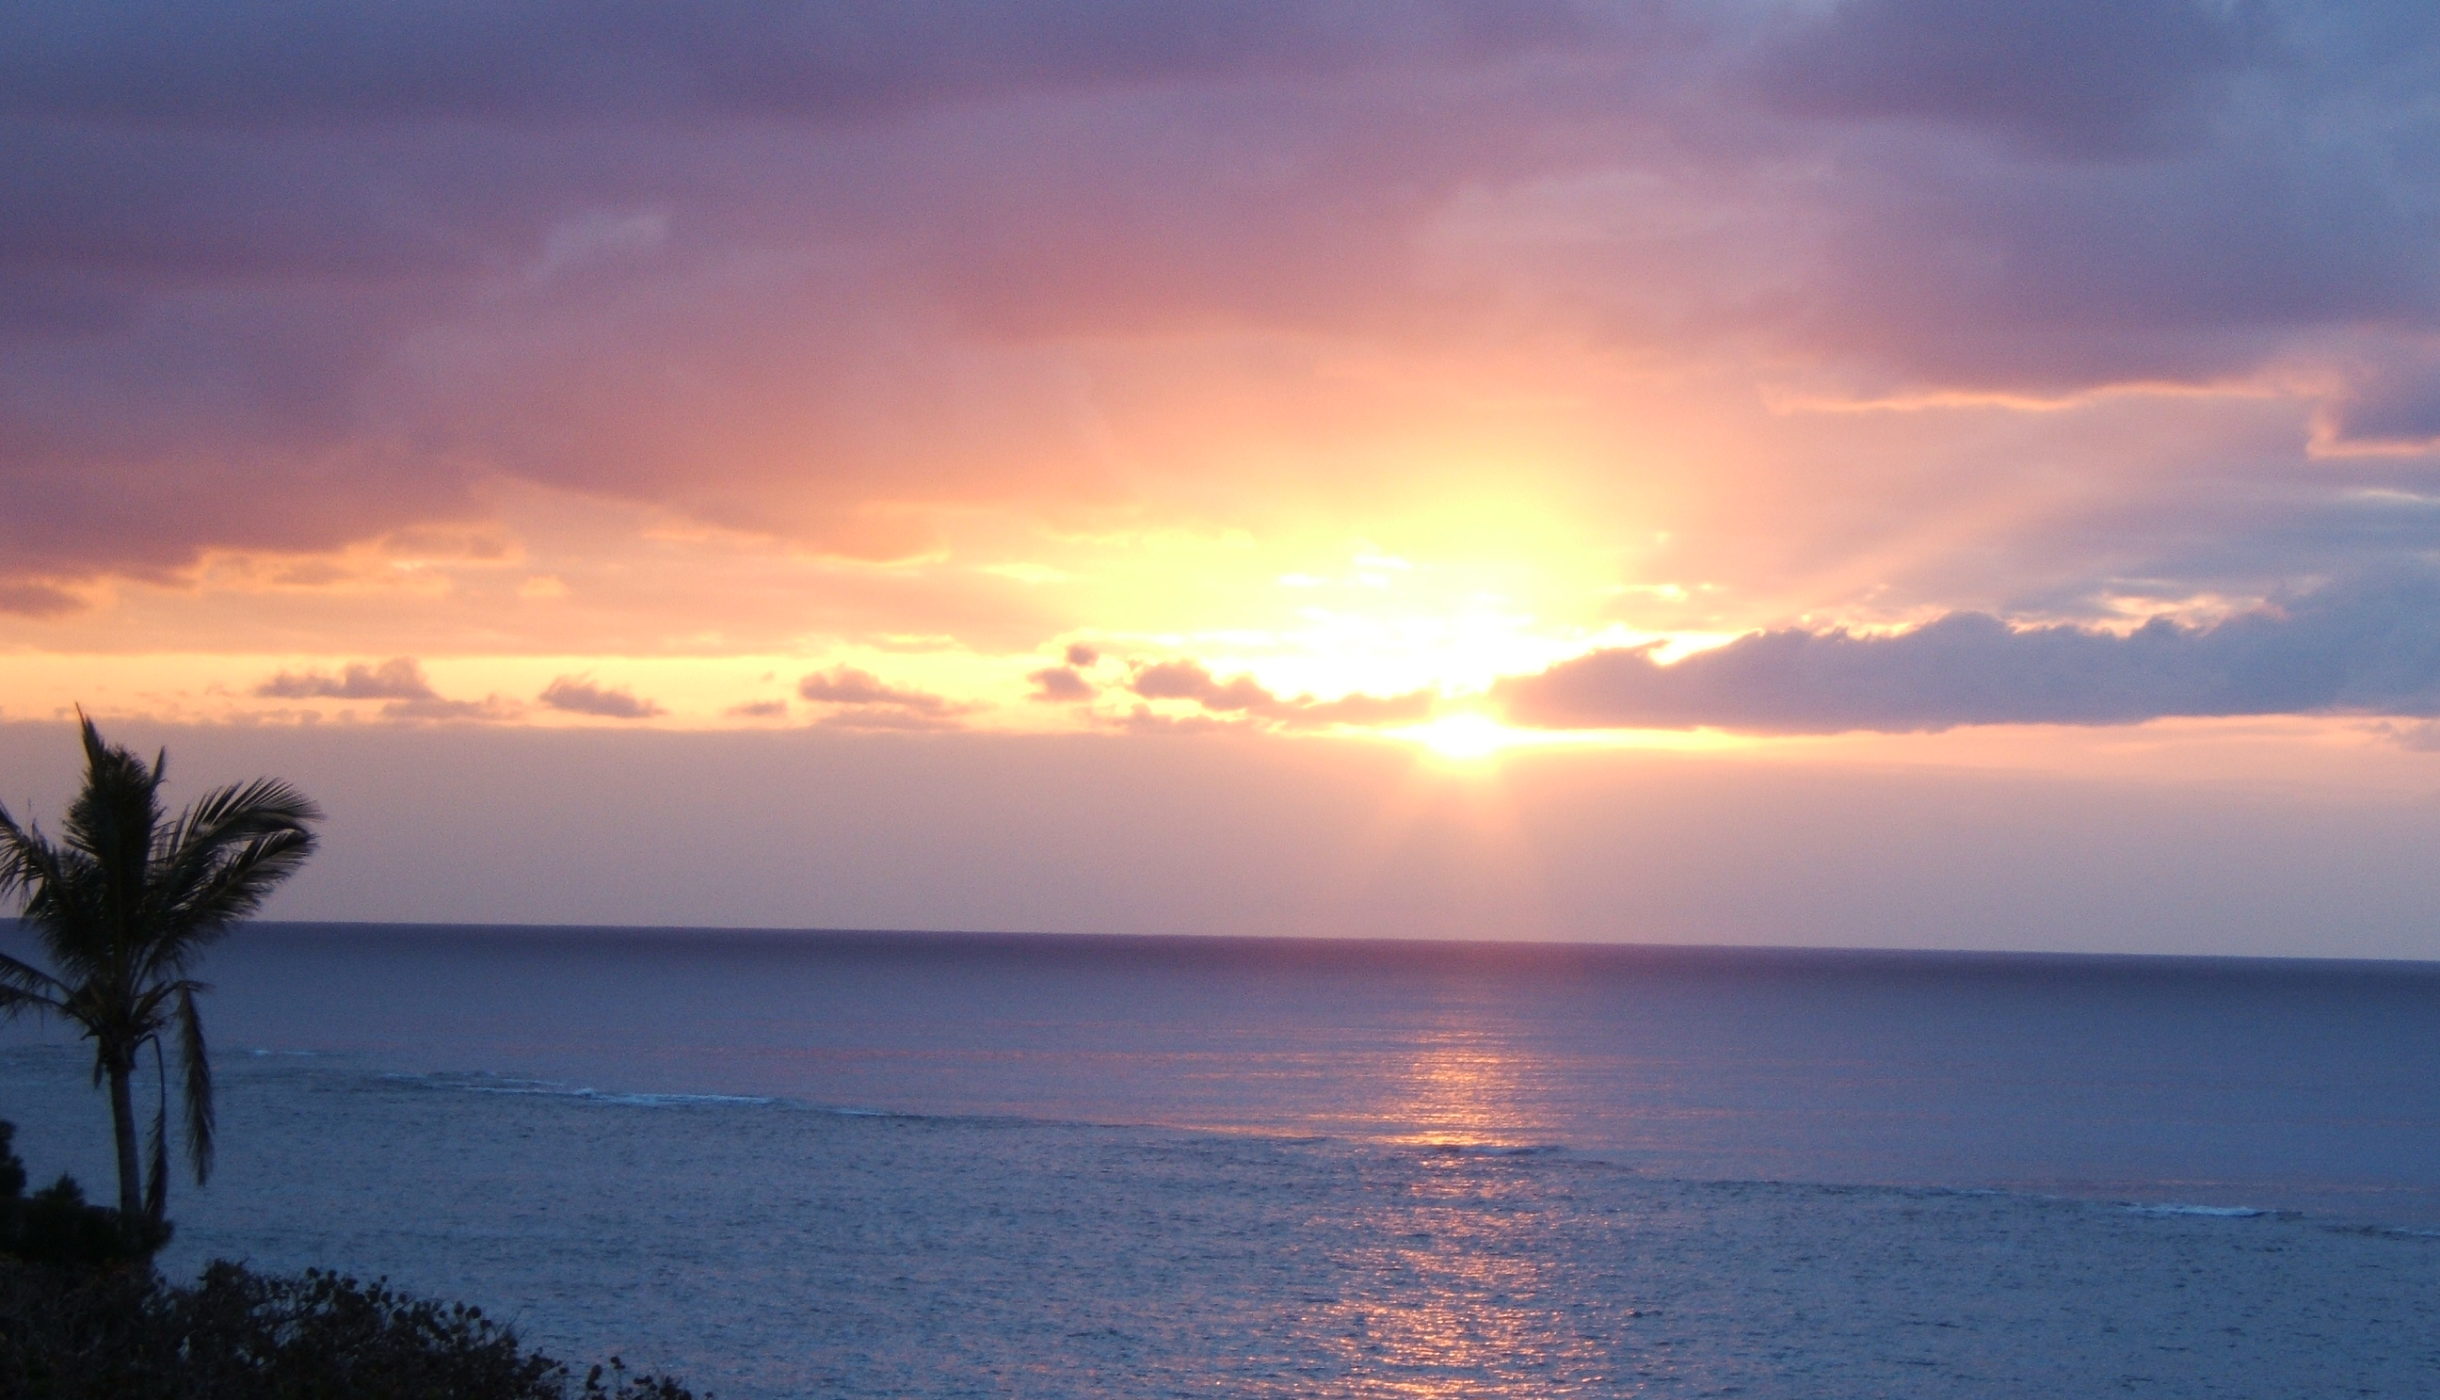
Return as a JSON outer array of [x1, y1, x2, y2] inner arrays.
[[0, 1121, 697, 1400], [0, 1258, 697, 1400]]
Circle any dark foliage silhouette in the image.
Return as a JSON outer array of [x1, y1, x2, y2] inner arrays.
[[0, 1126, 700, 1396], [0, 716, 321, 1237], [0, 1121, 165, 1270]]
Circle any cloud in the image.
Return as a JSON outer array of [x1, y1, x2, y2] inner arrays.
[[1292, 689, 1442, 727], [1113, 704, 1236, 735], [1756, 0, 2258, 159], [1028, 641, 1111, 702], [1028, 665, 1097, 703], [2384, 718, 2440, 751], [811, 707, 970, 733], [2319, 346, 2440, 452], [1130, 659, 1277, 713], [1784, 137, 2440, 394], [380, 694, 519, 723], [253, 656, 518, 721], [0, 2, 1586, 128], [5, 0, 2440, 632], [0, 3, 1741, 601], [1126, 658, 1433, 729], [0, 580, 82, 617], [797, 665, 955, 713], [796, 665, 972, 729], [256, 657, 438, 701], [538, 674, 664, 719], [1498, 571, 2440, 734], [726, 699, 788, 719]]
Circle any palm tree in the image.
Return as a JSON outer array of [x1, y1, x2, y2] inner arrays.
[[0, 716, 320, 1237]]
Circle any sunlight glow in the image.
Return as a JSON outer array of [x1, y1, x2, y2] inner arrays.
[[1398, 713, 1526, 762]]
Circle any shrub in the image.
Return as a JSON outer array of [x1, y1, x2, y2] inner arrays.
[[0, 1258, 699, 1399], [0, 1123, 698, 1398], [0, 1122, 167, 1269]]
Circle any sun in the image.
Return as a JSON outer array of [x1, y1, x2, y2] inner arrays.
[[1397, 712, 1524, 762]]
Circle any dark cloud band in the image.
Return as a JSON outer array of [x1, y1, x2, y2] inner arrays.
[[1498, 572, 2440, 734]]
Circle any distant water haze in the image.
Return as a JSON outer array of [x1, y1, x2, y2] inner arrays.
[[12, 923, 2431, 1225], [8, 722, 2440, 961]]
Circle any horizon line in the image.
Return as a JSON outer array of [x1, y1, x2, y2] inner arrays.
[[157, 918, 2440, 975]]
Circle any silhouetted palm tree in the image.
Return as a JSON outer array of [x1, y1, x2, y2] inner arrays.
[[0, 716, 320, 1236]]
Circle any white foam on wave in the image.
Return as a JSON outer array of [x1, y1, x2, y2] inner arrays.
[[1415, 1141, 1566, 1159], [2121, 1202, 2266, 1218], [586, 1090, 777, 1107], [385, 1071, 775, 1108]]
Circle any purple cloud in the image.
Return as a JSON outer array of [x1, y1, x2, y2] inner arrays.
[[255, 656, 517, 721], [0, 580, 82, 617], [380, 694, 519, 724], [1127, 659, 1431, 728], [257, 657, 439, 701], [539, 674, 664, 719], [1130, 660, 1278, 713], [796, 666, 974, 730], [1757, 0, 2258, 159], [0, 2, 1587, 128], [3, 0, 2439, 626], [797, 666, 956, 713], [2321, 348, 2440, 452], [1499, 571, 2440, 734], [1028, 666, 1097, 703]]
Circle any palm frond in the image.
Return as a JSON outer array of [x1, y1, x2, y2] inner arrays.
[[0, 951, 66, 1022], [151, 831, 321, 968], [123, 981, 176, 1039], [177, 983, 215, 1185], [0, 809, 105, 971], [66, 715, 165, 913], [0, 802, 36, 897], [59, 976, 137, 1050], [0, 949, 65, 997], [147, 778, 322, 960], [144, 1038, 170, 1223], [164, 778, 325, 853], [0, 986, 64, 1021]]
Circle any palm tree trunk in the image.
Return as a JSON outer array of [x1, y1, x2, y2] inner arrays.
[[106, 1059, 142, 1222]]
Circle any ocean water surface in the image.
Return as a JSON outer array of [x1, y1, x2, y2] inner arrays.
[[4, 924, 2439, 1396]]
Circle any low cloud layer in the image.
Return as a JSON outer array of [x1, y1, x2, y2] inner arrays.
[[257, 657, 437, 702], [797, 666, 955, 712], [253, 657, 517, 722], [539, 675, 664, 720], [1128, 659, 1432, 729], [1499, 572, 2440, 735], [1027, 665, 1097, 703], [797, 666, 970, 730]]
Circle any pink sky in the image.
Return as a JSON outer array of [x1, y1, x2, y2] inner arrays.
[[7, 2, 2440, 954]]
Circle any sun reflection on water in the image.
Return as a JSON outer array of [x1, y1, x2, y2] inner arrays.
[[1293, 1026, 1649, 1396], [1381, 1027, 1528, 1151]]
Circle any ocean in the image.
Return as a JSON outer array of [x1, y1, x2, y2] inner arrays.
[[4, 924, 2438, 1396]]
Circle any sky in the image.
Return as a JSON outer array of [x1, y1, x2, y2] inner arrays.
[[8, 1, 2440, 955]]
